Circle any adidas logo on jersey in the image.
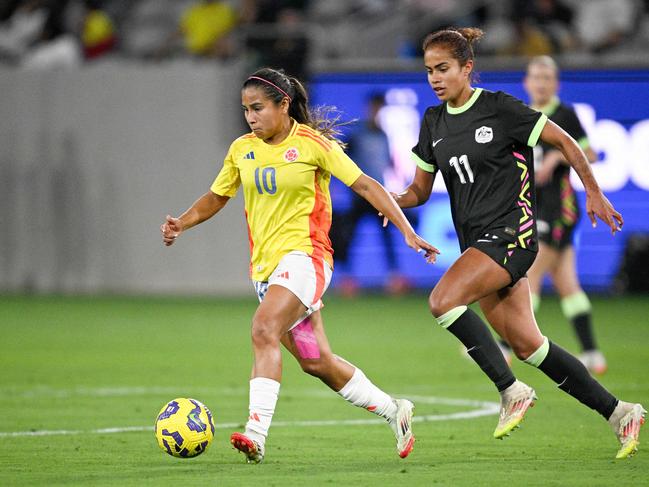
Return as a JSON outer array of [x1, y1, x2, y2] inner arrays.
[[243, 151, 255, 160]]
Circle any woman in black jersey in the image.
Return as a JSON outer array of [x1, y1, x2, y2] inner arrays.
[[393, 27, 644, 459], [524, 56, 606, 374]]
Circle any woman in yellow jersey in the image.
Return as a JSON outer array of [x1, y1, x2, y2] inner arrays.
[[161, 68, 438, 463]]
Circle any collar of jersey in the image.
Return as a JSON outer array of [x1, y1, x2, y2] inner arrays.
[[255, 118, 300, 146], [534, 96, 560, 117], [446, 87, 483, 115]]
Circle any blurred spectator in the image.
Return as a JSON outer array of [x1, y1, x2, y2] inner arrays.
[[511, 0, 575, 53], [155, 0, 238, 59], [81, 0, 116, 59], [179, 0, 237, 58], [330, 93, 411, 296], [117, 0, 186, 60], [0, 0, 49, 63], [571, 0, 637, 53], [21, 0, 82, 70], [401, 0, 490, 59], [243, 0, 310, 79]]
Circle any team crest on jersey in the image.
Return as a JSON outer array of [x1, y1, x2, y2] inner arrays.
[[284, 147, 299, 162], [475, 126, 493, 143]]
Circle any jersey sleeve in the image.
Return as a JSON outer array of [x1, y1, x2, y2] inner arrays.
[[563, 106, 590, 150], [498, 92, 548, 147], [210, 143, 240, 197], [411, 113, 438, 174], [319, 142, 363, 186]]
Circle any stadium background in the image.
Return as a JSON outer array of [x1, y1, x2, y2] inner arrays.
[[2, 1, 649, 485], [2, 0, 649, 296]]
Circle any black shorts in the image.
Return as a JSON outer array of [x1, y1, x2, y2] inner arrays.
[[471, 231, 537, 286], [537, 218, 577, 250]]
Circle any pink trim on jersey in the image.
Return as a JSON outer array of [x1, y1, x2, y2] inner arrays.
[[512, 151, 526, 161], [520, 219, 534, 232]]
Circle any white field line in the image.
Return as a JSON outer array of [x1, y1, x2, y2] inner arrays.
[[0, 390, 499, 438]]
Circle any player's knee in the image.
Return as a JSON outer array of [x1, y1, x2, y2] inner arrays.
[[250, 318, 281, 348], [428, 290, 455, 317], [510, 338, 543, 361], [299, 359, 326, 378]]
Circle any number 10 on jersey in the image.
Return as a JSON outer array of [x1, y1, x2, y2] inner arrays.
[[254, 167, 277, 194]]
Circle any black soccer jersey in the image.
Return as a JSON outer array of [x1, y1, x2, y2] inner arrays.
[[412, 88, 548, 252], [534, 98, 589, 226]]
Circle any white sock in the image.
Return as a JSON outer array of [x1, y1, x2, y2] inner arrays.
[[244, 377, 280, 445], [337, 368, 397, 421]]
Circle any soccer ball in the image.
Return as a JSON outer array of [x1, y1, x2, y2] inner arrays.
[[154, 398, 215, 458]]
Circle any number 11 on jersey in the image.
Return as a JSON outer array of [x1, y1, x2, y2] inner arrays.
[[449, 154, 474, 184]]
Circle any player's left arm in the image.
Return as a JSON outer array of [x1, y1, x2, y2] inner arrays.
[[540, 120, 623, 234], [350, 173, 440, 262]]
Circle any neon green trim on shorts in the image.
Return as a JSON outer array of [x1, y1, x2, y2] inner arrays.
[[524, 336, 549, 367], [560, 291, 591, 319], [436, 305, 467, 329], [411, 151, 437, 174], [527, 114, 548, 147]]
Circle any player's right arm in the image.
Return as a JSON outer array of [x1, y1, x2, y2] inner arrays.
[[162, 142, 240, 246], [161, 192, 230, 246], [395, 113, 438, 208], [393, 166, 436, 209]]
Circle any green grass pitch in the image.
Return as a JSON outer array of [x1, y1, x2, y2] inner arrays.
[[1, 294, 648, 486]]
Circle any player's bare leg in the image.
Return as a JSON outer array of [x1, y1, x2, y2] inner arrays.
[[527, 242, 560, 299], [427, 248, 536, 438], [481, 278, 640, 456], [231, 285, 307, 463], [280, 311, 415, 458], [491, 243, 561, 364]]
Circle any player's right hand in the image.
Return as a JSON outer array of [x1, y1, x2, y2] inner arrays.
[[161, 215, 183, 246], [405, 232, 440, 264]]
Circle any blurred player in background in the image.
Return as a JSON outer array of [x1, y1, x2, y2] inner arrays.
[[392, 27, 644, 459], [497, 56, 607, 374], [161, 67, 438, 463], [330, 92, 411, 296]]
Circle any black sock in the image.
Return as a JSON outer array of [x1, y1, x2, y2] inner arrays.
[[537, 341, 617, 419], [446, 308, 516, 392], [572, 313, 597, 351]]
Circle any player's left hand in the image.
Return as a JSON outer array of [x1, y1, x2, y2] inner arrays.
[[405, 232, 440, 264], [586, 189, 623, 235]]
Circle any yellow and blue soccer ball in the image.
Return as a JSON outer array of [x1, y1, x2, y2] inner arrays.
[[154, 398, 215, 458]]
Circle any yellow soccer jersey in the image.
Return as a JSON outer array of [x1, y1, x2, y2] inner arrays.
[[210, 121, 363, 281]]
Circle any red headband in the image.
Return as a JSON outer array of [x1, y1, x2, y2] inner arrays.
[[247, 76, 292, 101]]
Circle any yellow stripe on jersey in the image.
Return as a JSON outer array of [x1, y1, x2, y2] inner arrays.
[[210, 120, 363, 281]]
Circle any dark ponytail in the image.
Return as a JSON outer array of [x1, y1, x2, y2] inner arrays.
[[243, 68, 349, 146]]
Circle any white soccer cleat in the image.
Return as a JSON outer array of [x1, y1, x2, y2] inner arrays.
[[608, 402, 646, 459], [390, 399, 415, 458], [230, 432, 265, 464], [578, 350, 608, 375], [494, 380, 537, 439]]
